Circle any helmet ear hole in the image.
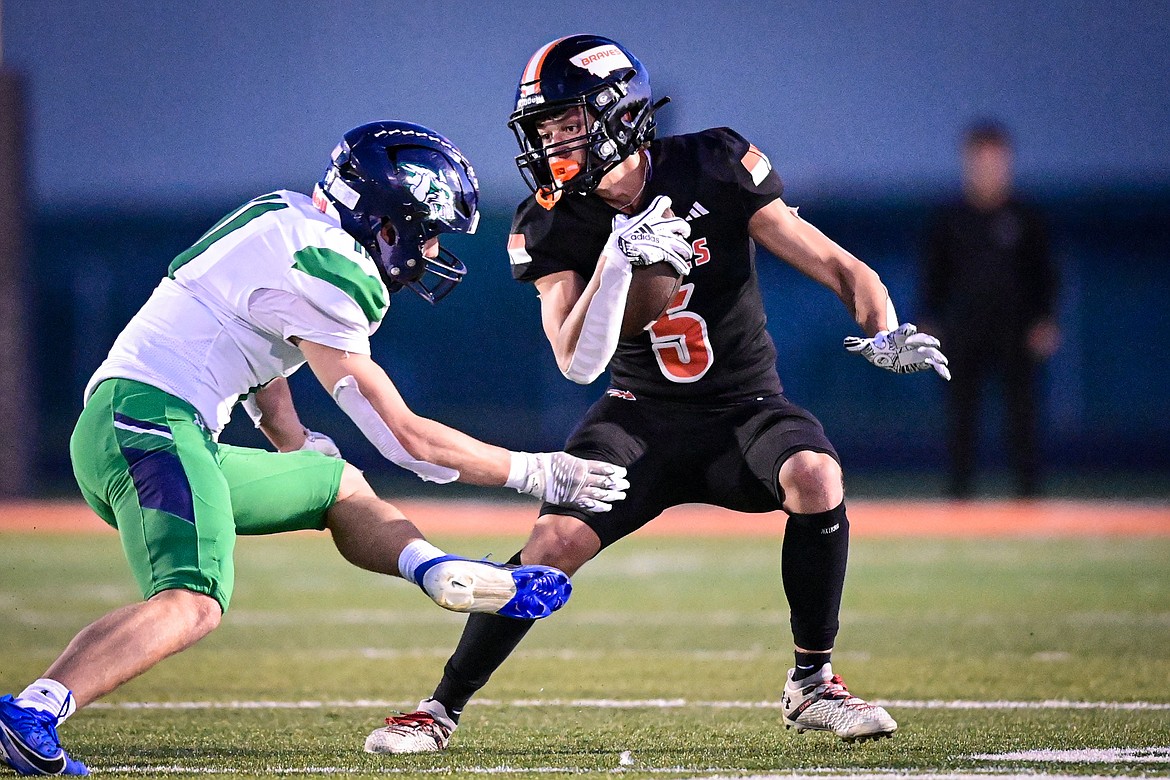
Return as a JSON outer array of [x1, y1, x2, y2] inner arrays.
[[379, 218, 396, 244]]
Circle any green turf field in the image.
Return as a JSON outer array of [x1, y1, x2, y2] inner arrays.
[[2, 528, 1168, 778]]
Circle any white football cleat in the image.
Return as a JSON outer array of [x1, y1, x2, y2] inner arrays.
[[364, 699, 455, 754], [416, 556, 571, 620], [781, 664, 897, 741]]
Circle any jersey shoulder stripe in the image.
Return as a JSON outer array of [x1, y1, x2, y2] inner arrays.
[[291, 245, 388, 324], [168, 195, 289, 278]]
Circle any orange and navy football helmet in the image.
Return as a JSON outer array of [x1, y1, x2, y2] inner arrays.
[[508, 35, 668, 207]]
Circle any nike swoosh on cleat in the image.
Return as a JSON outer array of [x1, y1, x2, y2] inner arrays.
[[1, 721, 67, 775]]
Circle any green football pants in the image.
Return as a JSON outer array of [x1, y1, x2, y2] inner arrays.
[[70, 378, 345, 612]]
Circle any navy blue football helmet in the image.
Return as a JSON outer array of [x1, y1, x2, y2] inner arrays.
[[313, 121, 479, 303], [508, 35, 668, 207]]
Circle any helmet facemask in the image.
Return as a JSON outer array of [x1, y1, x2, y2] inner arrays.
[[374, 214, 468, 304]]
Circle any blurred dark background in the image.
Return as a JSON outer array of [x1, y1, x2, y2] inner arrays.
[[4, 1, 1168, 498]]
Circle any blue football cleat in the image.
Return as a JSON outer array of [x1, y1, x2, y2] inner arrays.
[[0, 695, 89, 776], [414, 556, 572, 619]]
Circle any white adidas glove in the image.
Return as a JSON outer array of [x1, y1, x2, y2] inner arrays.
[[506, 452, 630, 513], [299, 429, 342, 458], [843, 322, 951, 380], [607, 195, 694, 276]]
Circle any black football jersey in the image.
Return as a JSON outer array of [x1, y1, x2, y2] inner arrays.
[[509, 127, 785, 402]]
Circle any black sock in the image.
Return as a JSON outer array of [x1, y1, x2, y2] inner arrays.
[[431, 551, 534, 722], [793, 650, 832, 680], [782, 501, 849, 661]]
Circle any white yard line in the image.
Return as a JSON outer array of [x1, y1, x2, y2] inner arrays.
[[88, 697, 1170, 711], [95, 770, 1170, 778], [971, 747, 1170, 763]]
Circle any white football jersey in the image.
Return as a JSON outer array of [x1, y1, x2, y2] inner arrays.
[[85, 190, 390, 434]]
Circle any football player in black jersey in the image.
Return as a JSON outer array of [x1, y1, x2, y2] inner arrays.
[[365, 35, 950, 754]]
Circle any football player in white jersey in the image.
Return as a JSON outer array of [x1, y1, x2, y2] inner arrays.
[[0, 121, 628, 776]]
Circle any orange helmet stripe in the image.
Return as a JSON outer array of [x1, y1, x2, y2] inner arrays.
[[519, 37, 568, 97]]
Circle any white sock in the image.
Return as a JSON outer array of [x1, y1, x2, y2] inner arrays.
[[17, 678, 77, 723], [397, 540, 447, 585]]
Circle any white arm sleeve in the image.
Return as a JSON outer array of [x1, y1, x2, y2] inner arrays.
[[331, 375, 460, 484], [563, 253, 633, 385]]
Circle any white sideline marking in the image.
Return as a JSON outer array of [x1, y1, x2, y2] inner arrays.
[[88, 697, 1170, 711], [878, 699, 1170, 711], [971, 746, 1170, 763]]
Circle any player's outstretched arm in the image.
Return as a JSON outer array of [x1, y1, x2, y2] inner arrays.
[[748, 198, 949, 380], [749, 198, 893, 335], [298, 339, 628, 509]]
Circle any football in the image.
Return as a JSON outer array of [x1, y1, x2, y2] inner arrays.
[[620, 263, 682, 339]]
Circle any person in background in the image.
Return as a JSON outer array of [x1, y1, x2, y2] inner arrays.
[[921, 120, 1060, 498]]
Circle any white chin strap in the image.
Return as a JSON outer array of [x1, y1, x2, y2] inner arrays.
[[332, 375, 459, 484], [564, 251, 633, 384]]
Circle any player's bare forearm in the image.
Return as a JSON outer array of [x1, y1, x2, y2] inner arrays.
[[253, 378, 309, 452], [381, 408, 513, 486], [367, 386, 513, 485], [750, 199, 893, 336], [298, 339, 511, 486], [836, 261, 894, 336]]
